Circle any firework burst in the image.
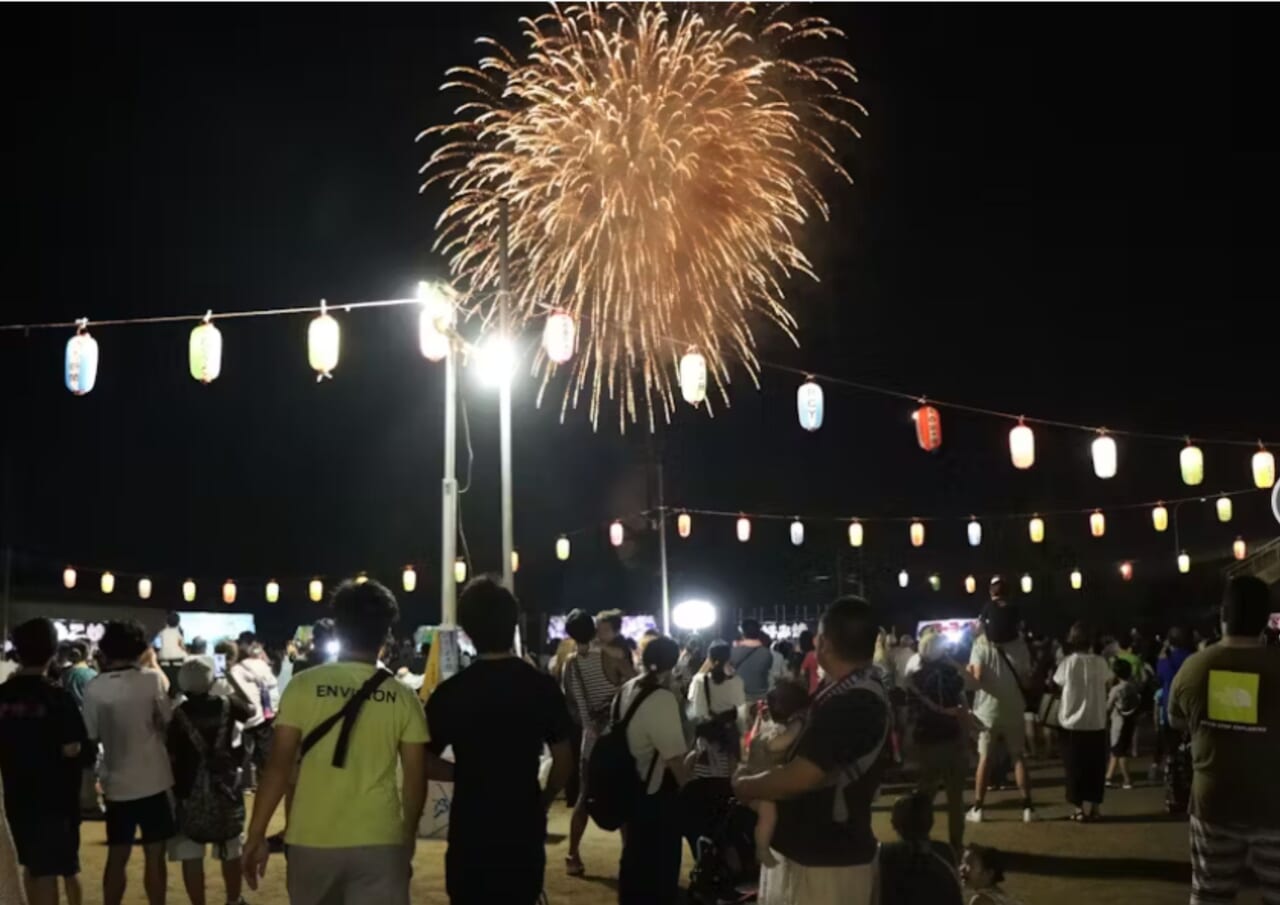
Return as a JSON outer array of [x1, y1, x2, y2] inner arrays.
[[420, 2, 862, 430]]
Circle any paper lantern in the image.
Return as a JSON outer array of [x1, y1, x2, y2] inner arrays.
[[790, 519, 805, 547], [1152, 503, 1169, 533], [222, 580, 237, 605], [679, 349, 707, 406], [188, 318, 223, 384], [309, 578, 323, 602], [137, 577, 152, 600], [913, 405, 942, 451], [928, 574, 941, 592], [308, 302, 340, 379], [1090, 509, 1106, 537], [1029, 515, 1045, 544], [967, 518, 982, 547], [556, 536, 571, 561], [62, 567, 76, 589], [453, 559, 467, 584], [1009, 420, 1036, 469], [354, 573, 369, 585], [736, 517, 752, 543], [964, 575, 977, 594], [1253, 446, 1276, 489], [511, 550, 520, 574], [909, 520, 925, 548], [401, 566, 416, 593], [183, 579, 196, 603], [64, 326, 99, 395], [418, 282, 456, 363], [797, 379, 824, 431], [1234, 537, 1247, 561], [1216, 495, 1233, 523], [1180, 442, 1204, 486], [1070, 568, 1083, 590], [609, 520, 624, 547], [1119, 561, 1134, 581], [677, 512, 692, 538], [266, 579, 280, 603], [1091, 432, 1117, 479], [1177, 552, 1190, 574], [1020, 573, 1033, 594], [898, 569, 909, 588], [542, 310, 576, 365], [100, 571, 115, 594], [848, 520, 864, 548]]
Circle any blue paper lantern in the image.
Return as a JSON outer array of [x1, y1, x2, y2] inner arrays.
[[65, 324, 99, 395]]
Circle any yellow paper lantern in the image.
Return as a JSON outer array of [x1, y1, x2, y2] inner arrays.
[[183, 579, 196, 603], [1234, 537, 1247, 561], [1028, 515, 1045, 544], [309, 578, 323, 602], [609, 520, 624, 547], [967, 518, 982, 547], [511, 550, 520, 573], [848, 520, 864, 548], [1020, 573, 1033, 594], [453, 559, 467, 584], [62, 566, 76, 589], [677, 512, 692, 539], [355, 573, 369, 584], [1177, 552, 1191, 574], [909, 520, 925, 547], [222, 580, 237, 605], [308, 302, 340, 379], [679, 349, 707, 406], [928, 573, 941, 591], [964, 575, 977, 594], [1216, 495, 1233, 523], [1152, 503, 1169, 532], [898, 569, 909, 588], [736, 516, 751, 543], [188, 317, 223, 384], [1090, 509, 1106, 537], [556, 536, 571, 561], [1009, 420, 1036, 469], [100, 571, 115, 595], [1253, 446, 1276, 489], [402, 566, 416, 593], [1070, 568, 1083, 590], [137, 577, 152, 600], [1091, 432, 1117, 479], [1180, 442, 1204, 486], [266, 579, 280, 603]]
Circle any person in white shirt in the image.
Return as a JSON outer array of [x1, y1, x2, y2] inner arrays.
[[82, 621, 175, 905], [155, 613, 186, 694], [617, 636, 691, 905], [1051, 622, 1110, 822]]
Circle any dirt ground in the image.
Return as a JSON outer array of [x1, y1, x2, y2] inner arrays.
[[73, 756, 1260, 904]]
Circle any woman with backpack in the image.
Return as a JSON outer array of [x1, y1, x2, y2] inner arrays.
[[683, 641, 746, 857], [561, 609, 621, 878]]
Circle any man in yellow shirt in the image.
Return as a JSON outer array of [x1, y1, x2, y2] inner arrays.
[[242, 580, 427, 905]]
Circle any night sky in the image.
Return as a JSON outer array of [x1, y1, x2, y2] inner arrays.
[[1, 4, 1276, 645]]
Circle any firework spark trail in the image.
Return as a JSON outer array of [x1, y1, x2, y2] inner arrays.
[[420, 2, 862, 431]]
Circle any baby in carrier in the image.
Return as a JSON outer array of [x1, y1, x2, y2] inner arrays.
[[745, 680, 811, 867]]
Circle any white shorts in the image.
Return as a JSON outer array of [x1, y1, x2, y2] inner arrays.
[[167, 834, 243, 862], [758, 849, 878, 905]]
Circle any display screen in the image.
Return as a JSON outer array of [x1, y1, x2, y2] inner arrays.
[[916, 618, 979, 645], [547, 614, 657, 643], [171, 612, 256, 648]]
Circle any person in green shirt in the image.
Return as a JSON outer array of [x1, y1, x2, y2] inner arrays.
[[1169, 575, 1280, 905], [242, 580, 428, 905]]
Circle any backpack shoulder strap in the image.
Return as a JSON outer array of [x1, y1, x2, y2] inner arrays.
[[300, 668, 394, 767], [176, 707, 207, 758], [616, 682, 661, 731], [212, 696, 231, 752]]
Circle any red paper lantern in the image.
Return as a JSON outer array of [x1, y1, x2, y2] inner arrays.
[[913, 405, 942, 451]]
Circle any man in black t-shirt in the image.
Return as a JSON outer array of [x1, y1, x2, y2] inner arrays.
[[0, 618, 89, 904], [734, 596, 888, 905], [426, 578, 574, 905]]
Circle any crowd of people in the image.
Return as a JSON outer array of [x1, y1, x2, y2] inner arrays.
[[0, 572, 1276, 905]]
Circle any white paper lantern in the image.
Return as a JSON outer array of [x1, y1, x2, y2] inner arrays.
[[967, 518, 982, 547], [418, 282, 456, 363], [511, 550, 520, 574], [1216, 495, 1233, 523], [679, 350, 707, 406], [189, 318, 223, 383], [609, 520, 624, 547], [1091, 432, 1117, 479], [1180, 442, 1204, 486], [1152, 503, 1169, 532], [65, 325, 99, 396], [910, 520, 925, 547], [63, 566, 76, 589], [542, 310, 576, 365], [1070, 568, 1083, 590], [1177, 552, 1190, 574], [453, 559, 467, 584], [183, 579, 197, 603], [736, 517, 752, 543], [1253, 446, 1276, 489], [308, 302, 340, 379], [1020, 573, 1033, 594], [928, 574, 941, 591], [1009, 420, 1036, 469], [1029, 516, 1045, 544], [677, 512, 692, 538], [1090, 510, 1106, 537], [223, 580, 237, 605], [354, 573, 368, 585], [309, 578, 324, 602], [556, 536, 571, 561], [796, 379, 824, 431], [266, 579, 280, 603], [898, 569, 909, 588], [848, 520, 864, 548], [100, 571, 115, 595], [964, 575, 977, 594], [137, 577, 152, 600], [1234, 537, 1248, 561], [790, 519, 805, 547]]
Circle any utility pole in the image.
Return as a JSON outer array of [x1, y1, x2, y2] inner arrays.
[[499, 198, 514, 594]]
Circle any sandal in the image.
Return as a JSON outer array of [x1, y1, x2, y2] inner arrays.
[[565, 855, 585, 877], [1070, 810, 1087, 822]]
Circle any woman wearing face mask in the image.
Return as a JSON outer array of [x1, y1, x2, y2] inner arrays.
[[908, 629, 972, 856]]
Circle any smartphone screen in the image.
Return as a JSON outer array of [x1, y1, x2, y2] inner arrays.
[[213, 653, 226, 678]]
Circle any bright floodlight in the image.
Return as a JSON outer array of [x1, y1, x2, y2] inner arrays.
[[672, 598, 716, 631], [944, 628, 963, 644], [324, 639, 341, 657], [474, 334, 517, 389]]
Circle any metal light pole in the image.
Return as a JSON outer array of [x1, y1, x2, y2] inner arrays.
[[440, 336, 459, 625], [498, 199, 515, 594], [657, 464, 671, 635]]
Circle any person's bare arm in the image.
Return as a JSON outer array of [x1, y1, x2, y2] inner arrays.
[[425, 747, 455, 782], [242, 724, 301, 889], [732, 756, 825, 803], [542, 740, 573, 809], [667, 753, 693, 788], [399, 742, 427, 843]]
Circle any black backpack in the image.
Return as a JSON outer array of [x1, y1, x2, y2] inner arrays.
[[586, 683, 663, 831], [174, 700, 244, 844]]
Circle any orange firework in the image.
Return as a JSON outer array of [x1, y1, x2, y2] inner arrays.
[[420, 2, 862, 430]]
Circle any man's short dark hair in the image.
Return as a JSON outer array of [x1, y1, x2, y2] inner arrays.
[[819, 596, 877, 662], [891, 791, 934, 842], [1066, 621, 1093, 654], [740, 618, 763, 641], [215, 640, 239, 661], [237, 631, 256, 648], [188, 636, 208, 656], [565, 609, 596, 645], [458, 577, 518, 654], [988, 606, 1021, 645], [1223, 576, 1271, 638], [99, 620, 148, 663], [1112, 658, 1133, 681], [1168, 625, 1191, 651], [66, 641, 88, 664], [333, 580, 399, 655], [12, 618, 57, 668], [166, 611, 181, 629]]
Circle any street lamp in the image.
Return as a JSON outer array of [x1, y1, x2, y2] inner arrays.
[[672, 599, 717, 632]]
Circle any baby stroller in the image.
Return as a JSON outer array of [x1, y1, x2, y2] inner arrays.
[[687, 796, 759, 905]]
